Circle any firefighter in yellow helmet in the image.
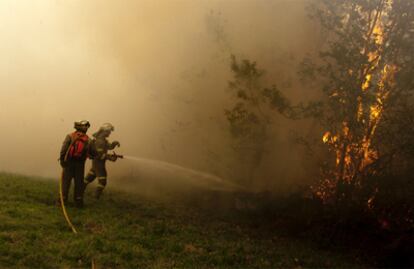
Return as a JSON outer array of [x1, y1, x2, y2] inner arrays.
[[83, 123, 120, 199]]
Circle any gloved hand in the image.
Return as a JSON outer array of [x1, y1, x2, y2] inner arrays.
[[111, 141, 120, 148], [107, 154, 118, 162]]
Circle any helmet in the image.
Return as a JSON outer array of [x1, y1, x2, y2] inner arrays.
[[93, 123, 114, 138], [74, 120, 91, 131], [100, 123, 114, 132]]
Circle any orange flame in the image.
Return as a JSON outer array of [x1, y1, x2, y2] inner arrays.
[[317, 5, 397, 203]]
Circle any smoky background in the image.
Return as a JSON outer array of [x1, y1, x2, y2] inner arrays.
[[0, 0, 324, 194]]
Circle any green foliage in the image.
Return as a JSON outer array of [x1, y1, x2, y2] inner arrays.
[[225, 56, 273, 183], [225, 55, 323, 184], [225, 55, 308, 184]]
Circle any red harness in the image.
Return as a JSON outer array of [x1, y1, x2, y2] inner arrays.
[[67, 131, 89, 160]]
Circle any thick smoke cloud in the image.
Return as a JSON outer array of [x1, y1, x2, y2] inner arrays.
[[0, 0, 320, 192]]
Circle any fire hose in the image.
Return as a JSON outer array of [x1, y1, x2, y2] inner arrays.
[[59, 169, 78, 234], [59, 137, 79, 234]]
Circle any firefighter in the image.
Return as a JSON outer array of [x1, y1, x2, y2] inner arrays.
[[83, 123, 120, 199], [59, 120, 91, 208]]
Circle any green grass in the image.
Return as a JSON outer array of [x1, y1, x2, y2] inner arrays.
[[0, 173, 366, 268]]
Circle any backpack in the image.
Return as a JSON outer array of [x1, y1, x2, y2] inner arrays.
[[66, 132, 89, 160]]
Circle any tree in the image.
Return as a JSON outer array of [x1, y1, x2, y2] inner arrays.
[[301, 0, 414, 214], [225, 55, 292, 184]]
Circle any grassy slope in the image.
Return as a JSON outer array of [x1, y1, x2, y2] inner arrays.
[[0, 173, 365, 269]]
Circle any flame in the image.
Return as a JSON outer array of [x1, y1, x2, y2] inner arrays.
[[342, 122, 349, 137], [367, 196, 375, 209], [317, 6, 397, 204], [373, 24, 384, 45], [362, 74, 372, 91], [370, 105, 381, 121], [357, 19, 392, 170], [322, 132, 330, 143]]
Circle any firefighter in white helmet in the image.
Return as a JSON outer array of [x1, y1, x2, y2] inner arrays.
[[83, 123, 121, 199]]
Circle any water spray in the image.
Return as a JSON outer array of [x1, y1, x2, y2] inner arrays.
[[122, 155, 247, 192]]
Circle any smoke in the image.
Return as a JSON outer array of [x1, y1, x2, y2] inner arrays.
[[0, 0, 320, 192]]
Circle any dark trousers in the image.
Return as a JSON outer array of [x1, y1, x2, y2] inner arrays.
[[84, 160, 107, 199], [62, 161, 85, 205]]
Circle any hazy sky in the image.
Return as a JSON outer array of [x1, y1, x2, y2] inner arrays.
[[0, 0, 318, 190]]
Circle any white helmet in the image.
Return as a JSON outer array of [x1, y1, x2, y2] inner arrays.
[[100, 123, 114, 132]]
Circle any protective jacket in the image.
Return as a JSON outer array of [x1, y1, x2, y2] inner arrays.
[[59, 131, 91, 207], [84, 133, 119, 199], [91, 135, 119, 162]]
